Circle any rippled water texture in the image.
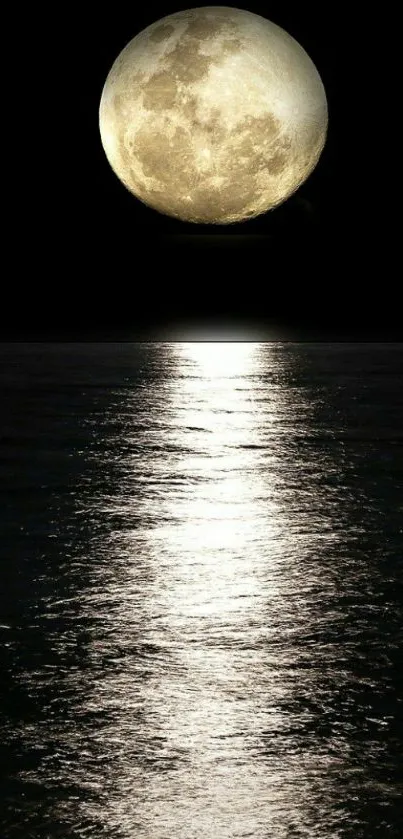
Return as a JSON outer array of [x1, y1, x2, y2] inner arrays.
[[1, 342, 402, 838]]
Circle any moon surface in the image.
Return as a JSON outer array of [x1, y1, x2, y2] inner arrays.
[[99, 7, 328, 224]]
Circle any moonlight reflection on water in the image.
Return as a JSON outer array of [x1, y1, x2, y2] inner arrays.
[[1, 342, 402, 838]]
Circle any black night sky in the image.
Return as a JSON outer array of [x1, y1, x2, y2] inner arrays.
[[8, 3, 394, 341]]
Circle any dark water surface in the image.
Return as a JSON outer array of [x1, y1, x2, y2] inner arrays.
[[1, 342, 402, 838]]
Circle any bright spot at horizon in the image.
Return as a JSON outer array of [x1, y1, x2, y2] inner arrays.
[[177, 341, 260, 378]]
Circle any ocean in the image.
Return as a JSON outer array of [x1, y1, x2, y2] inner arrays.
[[1, 342, 402, 838]]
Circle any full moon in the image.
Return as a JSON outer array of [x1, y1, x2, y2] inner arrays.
[[99, 7, 328, 224]]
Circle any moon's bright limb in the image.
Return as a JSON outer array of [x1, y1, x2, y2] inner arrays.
[[99, 7, 328, 224]]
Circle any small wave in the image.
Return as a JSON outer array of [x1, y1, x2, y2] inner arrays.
[[184, 426, 212, 433], [237, 444, 268, 450]]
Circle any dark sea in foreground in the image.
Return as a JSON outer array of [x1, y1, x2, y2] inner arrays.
[[1, 342, 402, 839]]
